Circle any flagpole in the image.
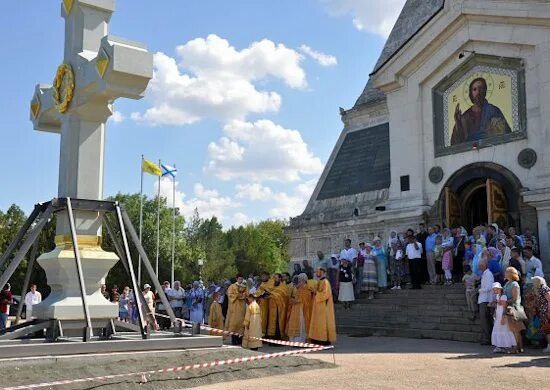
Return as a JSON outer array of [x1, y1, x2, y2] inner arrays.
[[138, 155, 144, 285], [156, 159, 161, 278], [171, 163, 176, 286]]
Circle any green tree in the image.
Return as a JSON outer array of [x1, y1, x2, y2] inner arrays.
[[0, 196, 290, 294]]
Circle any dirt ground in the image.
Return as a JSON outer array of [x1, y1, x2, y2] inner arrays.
[[3, 336, 549, 389], [0, 345, 332, 389], [199, 336, 550, 390]]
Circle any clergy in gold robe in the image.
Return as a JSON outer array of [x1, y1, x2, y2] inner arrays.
[[208, 291, 225, 336], [255, 272, 274, 336], [286, 273, 313, 342], [224, 276, 248, 345], [267, 273, 288, 340], [309, 267, 336, 345], [243, 294, 263, 350]]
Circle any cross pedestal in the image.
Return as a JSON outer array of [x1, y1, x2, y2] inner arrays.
[[29, 0, 152, 320]]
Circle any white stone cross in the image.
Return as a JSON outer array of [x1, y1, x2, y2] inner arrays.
[[30, 0, 153, 237], [29, 0, 153, 320]]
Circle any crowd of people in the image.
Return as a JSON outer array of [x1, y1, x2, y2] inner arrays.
[[2, 222, 548, 354], [306, 222, 549, 354], [94, 268, 337, 349]]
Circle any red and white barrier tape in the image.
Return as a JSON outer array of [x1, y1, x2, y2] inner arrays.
[[2, 345, 331, 390], [155, 313, 325, 349]]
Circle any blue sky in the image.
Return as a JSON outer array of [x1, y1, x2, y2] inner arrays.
[[0, 0, 406, 227]]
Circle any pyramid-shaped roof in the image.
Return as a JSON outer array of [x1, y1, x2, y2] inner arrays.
[[354, 0, 445, 107]]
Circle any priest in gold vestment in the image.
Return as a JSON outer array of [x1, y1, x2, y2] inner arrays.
[[286, 273, 313, 342], [225, 275, 248, 345], [255, 271, 274, 335], [309, 267, 336, 345], [208, 290, 224, 336], [266, 273, 288, 340], [243, 294, 263, 350]]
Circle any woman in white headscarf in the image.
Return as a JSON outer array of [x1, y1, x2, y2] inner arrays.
[[498, 239, 511, 271], [361, 243, 378, 300]]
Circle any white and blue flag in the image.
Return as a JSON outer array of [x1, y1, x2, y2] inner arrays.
[[161, 163, 177, 178]]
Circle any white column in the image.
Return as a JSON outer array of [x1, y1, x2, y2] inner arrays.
[[523, 189, 550, 276]]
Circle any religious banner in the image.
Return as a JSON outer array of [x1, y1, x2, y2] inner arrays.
[[433, 55, 526, 156]]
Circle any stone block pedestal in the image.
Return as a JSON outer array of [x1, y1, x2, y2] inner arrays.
[[33, 235, 119, 320]]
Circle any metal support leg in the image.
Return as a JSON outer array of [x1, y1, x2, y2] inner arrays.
[[0, 203, 45, 270], [66, 197, 93, 342], [110, 207, 148, 339], [119, 206, 177, 325], [0, 205, 54, 291], [103, 214, 149, 338], [15, 240, 39, 325], [102, 214, 129, 275]]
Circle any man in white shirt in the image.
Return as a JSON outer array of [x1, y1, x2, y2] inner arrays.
[[339, 239, 358, 267], [405, 235, 423, 289], [24, 284, 42, 319], [524, 246, 543, 281], [167, 281, 186, 319], [477, 259, 494, 345]]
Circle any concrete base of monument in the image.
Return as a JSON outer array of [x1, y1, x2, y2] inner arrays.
[[33, 244, 119, 320], [0, 332, 224, 358]]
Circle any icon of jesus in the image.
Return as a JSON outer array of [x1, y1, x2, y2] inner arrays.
[[450, 77, 511, 145]]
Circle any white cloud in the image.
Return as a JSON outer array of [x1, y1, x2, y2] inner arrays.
[[299, 45, 337, 67], [235, 183, 274, 201], [235, 180, 317, 219], [321, 0, 406, 38], [109, 110, 124, 123], [133, 34, 306, 126], [156, 179, 240, 222], [231, 212, 254, 227], [269, 179, 317, 219], [207, 119, 323, 182]]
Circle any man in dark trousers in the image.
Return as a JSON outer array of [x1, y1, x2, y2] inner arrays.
[[416, 223, 429, 283]]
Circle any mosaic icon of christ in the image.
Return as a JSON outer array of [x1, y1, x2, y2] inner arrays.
[[451, 77, 511, 145]]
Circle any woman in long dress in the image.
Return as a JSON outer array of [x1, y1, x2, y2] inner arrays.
[[491, 282, 516, 353], [503, 267, 527, 353], [373, 238, 388, 291], [361, 243, 378, 300]]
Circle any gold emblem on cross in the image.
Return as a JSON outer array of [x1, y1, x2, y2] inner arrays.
[[53, 63, 75, 114]]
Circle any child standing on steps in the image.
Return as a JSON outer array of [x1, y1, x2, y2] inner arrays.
[[491, 282, 517, 353], [442, 244, 454, 286], [462, 265, 479, 320]]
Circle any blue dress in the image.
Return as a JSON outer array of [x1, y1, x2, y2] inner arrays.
[[190, 288, 205, 324], [373, 246, 388, 289]]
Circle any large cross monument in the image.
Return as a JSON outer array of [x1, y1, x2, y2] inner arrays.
[[29, 0, 152, 320]]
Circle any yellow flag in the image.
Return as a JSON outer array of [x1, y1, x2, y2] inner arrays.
[[142, 159, 161, 176]]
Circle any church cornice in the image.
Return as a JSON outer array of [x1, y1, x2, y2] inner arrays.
[[371, 1, 550, 96]]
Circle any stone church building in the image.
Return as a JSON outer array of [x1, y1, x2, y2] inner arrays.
[[287, 0, 550, 272]]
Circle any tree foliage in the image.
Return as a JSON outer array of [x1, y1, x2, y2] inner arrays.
[[0, 194, 289, 296]]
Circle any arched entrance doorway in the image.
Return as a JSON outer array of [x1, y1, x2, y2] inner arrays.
[[439, 163, 531, 232]]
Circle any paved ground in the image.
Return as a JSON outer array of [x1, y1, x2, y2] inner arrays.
[[200, 336, 550, 390]]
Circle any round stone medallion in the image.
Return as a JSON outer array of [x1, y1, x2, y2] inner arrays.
[[429, 166, 444, 184], [517, 148, 537, 169]]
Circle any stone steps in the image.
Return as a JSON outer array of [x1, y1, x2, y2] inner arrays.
[[336, 285, 483, 343], [339, 325, 482, 343]]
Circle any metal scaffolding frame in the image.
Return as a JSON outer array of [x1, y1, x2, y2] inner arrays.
[[0, 197, 182, 342]]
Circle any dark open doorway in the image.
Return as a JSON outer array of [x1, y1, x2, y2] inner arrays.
[[465, 185, 488, 232]]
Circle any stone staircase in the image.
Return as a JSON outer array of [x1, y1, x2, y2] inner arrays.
[[336, 284, 483, 343]]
